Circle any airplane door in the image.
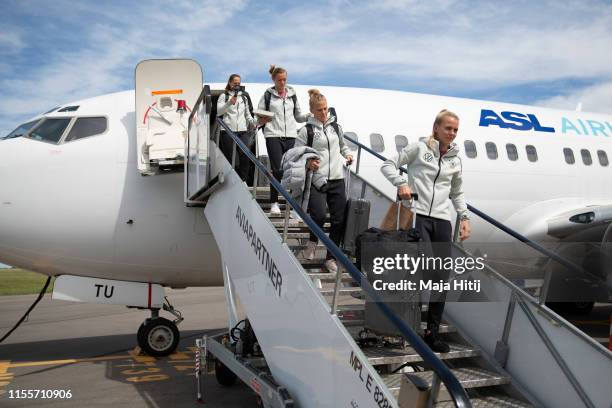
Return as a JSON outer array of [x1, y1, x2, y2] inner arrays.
[[135, 59, 203, 175]]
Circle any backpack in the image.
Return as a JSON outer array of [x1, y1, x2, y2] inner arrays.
[[306, 121, 342, 147], [264, 89, 298, 117]]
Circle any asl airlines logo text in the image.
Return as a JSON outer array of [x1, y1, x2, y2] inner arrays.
[[479, 109, 555, 132], [479, 109, 612, 137]]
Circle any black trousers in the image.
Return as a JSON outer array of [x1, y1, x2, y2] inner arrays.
[[265, 137, 295, 202], [415, 215, 452, 329], [307, 179, 347, 260], [220, 130, 255, 186]]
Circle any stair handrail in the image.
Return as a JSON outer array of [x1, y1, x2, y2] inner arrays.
[[216, 118, 472, 408]]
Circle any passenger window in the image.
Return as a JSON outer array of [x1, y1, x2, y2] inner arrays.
[[464, 140, 477, 158], [597, 150, 609, 167], [563, 148, 575, 164], [370, 133, 385, 153], [3, 119, 40, 140], [395, 135, 408, 153], [28, 118, 72, 144], [526, 145, 538, 162], [343, 131, 359, 151], [506, 143, 518, 161], [485, 142, 498, 159], [581, 149, 592, 165], [64, 117, 107, 142]]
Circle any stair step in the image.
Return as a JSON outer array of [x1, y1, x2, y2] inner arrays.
[[275, 226, 331, 234], [263, 211, 290, 218], [335, 303, 431, 314], [384, 367, 510, 394], [300, 259, 327, 267], [271, 220, 331, 228], [307, 272, 353, 281], [435, 395, 532, 408], [300, 260, 354, 270], [319, 287, 363, 296], [363, 343, 480, 366]]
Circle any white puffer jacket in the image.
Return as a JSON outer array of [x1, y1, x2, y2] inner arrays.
[[217, 91, 255, 132], [257, 86, 310, 138], [380, 137, 468, 222]]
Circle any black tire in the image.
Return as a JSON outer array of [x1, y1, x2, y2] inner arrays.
[[136, 322, 146, 349], [215, 359, 237, 386], [139, 317, 180, 357]]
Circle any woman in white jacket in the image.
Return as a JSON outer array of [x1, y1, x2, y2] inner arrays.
[[380, 109, 471, 353], [257, 65, 310, 214], [295, 89, 353, 273], [217, 73, 256, 185]]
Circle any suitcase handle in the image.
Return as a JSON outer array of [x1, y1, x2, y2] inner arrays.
[[396, 193, 418, 201], [345, 164, 351, 197]]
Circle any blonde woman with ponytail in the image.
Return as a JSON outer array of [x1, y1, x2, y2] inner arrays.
[[294, 89, 353, 273], [380, 109, 470, 353], [257, 65, 310, 214]]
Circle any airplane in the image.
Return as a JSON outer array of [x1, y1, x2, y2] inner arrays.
[[1, 59, 610, 357]]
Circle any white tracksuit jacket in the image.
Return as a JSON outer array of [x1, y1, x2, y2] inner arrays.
[[381, 137, 468, 222]]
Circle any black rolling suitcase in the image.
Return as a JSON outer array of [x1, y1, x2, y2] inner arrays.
[[342, 167, 370, 256], [359, 197, 422, 336]]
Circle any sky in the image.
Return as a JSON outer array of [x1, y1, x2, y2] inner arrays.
[[0, 0, 611, 135]]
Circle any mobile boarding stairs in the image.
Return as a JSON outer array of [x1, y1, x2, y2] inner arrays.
[[137, 60, 612, 408]]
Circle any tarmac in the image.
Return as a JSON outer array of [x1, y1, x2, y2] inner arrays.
[[0, 287, 256, 407], [0, 287, 610, 408]]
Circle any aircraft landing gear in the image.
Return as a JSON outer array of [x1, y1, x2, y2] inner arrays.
[[137, 297, 184, 357]]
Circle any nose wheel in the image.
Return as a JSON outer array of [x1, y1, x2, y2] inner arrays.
[[136, 298, 184, 357], [137, 317, 180, 357]]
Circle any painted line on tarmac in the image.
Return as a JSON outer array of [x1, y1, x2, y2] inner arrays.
[[8, 354, 134, 368], [0, 361, 13, 395]]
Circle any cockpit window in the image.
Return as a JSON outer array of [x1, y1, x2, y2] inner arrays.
[[58, 105, 79, 112], [3, 120, 41, 140], [64, 117, 107, 142], [44, 106, 60, 114], [28, 118, 71, 144]]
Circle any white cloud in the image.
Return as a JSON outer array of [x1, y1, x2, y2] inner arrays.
[[535, 82, 612, 115], [0, 0, 247, 133], [0, 31, 25, 54], [1, 0, 612, 134]]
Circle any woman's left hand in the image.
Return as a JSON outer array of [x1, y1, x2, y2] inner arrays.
[[346, 155, 354, 166], [307, 159, 320, 171], [257, 116, 272, 125], [459, 219, 471, 241]]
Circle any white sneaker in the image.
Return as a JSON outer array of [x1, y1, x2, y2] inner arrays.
[[324, 259, 338, 274], [270, 202, 281, 215], [303, 240, 317, 260], [290, 210, 302, 221]]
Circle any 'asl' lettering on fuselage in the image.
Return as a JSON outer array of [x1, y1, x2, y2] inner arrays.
[[479, 109, 555, 133]]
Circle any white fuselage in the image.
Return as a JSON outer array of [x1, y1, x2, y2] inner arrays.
[[1, 84, 610, 287]]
